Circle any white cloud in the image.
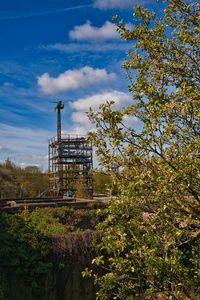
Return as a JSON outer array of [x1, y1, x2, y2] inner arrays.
[[93, 0, 132, 9], [69, 21, 119, 41], [71, 111, 89, 126], [62, 125, 89, 137], [69, 90, 134, 135], [123, 115, 137, 127], [70, 90, 132, 112], [37, 66, 116, 94]]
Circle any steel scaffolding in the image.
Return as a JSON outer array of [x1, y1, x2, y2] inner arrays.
[[48, 101, 93, 198], [48, 134, 93, 197]]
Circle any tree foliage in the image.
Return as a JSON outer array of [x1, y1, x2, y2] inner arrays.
[[0, 207, 74, 290], [0, 159, 48, 199], [92, 169, 111, 195], [75, 175, 89, 198], [88, 0, 200, 299]]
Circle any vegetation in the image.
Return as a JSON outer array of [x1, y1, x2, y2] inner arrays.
[[87, 0, 200, 299], [0, 287, 3, 300], [0, 158, 111, 199], [73, 169, 111, 198], [0, 1, 199, 298], [75, 175, 89, 198], [0, 159, 48, 199], [0, 208, 70, 288], [92, 169, 111, 195], [0, 205, 104, 297]]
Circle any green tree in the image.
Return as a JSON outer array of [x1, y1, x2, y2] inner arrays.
[[0, 286, 3, 300], [92, 169, 111, 195], [0, 162, 19, 198], [87, 1, 200, 299], [0, 161, 49, 199], [75, 175, 88, 198], [0, 207, 72, 290]]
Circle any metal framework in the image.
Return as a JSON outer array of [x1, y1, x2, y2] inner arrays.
[[48, 101, 93, 198]]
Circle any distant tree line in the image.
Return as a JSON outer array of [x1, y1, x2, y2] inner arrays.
[[72, 169, 112, 198], [0, 159, 49, 199], [0, 159, 112, 199], [92, 169, 112, 196]]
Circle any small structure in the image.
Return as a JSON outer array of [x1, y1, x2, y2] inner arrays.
[[48, 101, 93, 198]]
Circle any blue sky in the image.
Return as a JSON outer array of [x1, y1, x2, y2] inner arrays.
[[0, 0, 163, 170]]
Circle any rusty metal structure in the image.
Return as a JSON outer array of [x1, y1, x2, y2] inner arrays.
[[48, 101, 93, 198]]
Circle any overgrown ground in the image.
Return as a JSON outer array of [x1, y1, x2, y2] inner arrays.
[[0, 205, 106, 300]]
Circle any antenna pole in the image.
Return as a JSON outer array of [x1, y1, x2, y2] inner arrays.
[[55, 101, 64, 141], [54, 101, 64, 196]]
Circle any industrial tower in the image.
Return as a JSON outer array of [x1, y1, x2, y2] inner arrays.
[[48, 101, 93, 198]]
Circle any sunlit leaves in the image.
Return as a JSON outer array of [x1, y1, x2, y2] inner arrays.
[[87, 0, 200, 299]]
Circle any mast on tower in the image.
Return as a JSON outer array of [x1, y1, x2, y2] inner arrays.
[[55, 101, 64, 141], [48, 101, 93, 198]]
